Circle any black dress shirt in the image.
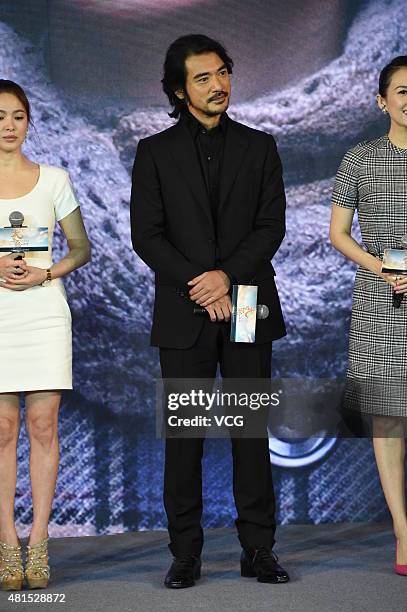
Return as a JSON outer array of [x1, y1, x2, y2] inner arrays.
[[179, 110, 236, 287], [180, 109, 228, 234]]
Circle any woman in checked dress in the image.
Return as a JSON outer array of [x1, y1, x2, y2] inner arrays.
[[330, 57, 407, 575], [0, 80, 91, 590]]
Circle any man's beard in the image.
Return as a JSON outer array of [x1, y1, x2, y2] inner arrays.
[[203, 107, 226, 117], [199, 99, 229, 117]]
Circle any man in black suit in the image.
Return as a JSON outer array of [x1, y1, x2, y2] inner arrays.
[[130, 34, 289, 588]]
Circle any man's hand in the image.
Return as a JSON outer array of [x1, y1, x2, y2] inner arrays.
[[0, 266, 48, 291], [205, 294, 232, 323], [188, 270, 230, 306]]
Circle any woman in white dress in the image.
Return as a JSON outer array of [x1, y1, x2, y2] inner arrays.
[[0, 80, 91, 590]]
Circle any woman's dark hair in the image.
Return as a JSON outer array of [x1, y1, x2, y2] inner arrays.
[[162, 34, 233, 118], [379, 56, 407, 97], [0, 79, 31, 124]]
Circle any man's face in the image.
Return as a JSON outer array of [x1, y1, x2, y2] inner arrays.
[[177, 52, 231, 120]]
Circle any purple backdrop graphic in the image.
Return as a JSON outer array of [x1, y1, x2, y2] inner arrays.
[[1, 0, 405, 536]]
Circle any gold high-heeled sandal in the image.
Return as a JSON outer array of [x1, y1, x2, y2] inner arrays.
[[25, 538, 50, 589], [0, 541, 24, 591]]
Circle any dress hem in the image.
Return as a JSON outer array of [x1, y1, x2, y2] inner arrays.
[[0, 386, 73, 393]]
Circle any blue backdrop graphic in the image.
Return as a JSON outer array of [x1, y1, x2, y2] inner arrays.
[[1, 0, 405, 536]]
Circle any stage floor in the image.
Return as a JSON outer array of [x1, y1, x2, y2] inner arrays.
[[1, 523, 405, 612]]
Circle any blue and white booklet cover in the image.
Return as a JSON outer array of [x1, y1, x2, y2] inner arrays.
[[0, 227, 48, 252], [382, 248, 407, 274], [230, 285, 258, 343]]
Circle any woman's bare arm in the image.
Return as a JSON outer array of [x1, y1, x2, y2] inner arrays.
[[329, 204, 396, 288], [51, 207, 91, 279], [329, 205, 381, 273]]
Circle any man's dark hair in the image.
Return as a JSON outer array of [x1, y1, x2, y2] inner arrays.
[[379, 56, 407, 97], [162, 34, 233, 118]]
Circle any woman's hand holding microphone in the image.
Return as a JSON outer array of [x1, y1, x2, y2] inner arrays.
[[375, 256, 407, 294], [0, 253, 47, 290], [0, 252, 27, 279]]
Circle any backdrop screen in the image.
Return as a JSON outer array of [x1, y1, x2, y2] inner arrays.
[[0, 0, 404, 536]]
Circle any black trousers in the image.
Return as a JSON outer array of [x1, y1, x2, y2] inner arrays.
[[159, 318, 276, 557]]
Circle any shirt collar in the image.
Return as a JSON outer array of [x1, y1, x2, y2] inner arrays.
[[180, 109, 228, 137]]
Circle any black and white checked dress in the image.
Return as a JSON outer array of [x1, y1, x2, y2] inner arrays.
[[332, 135, 407, 416]]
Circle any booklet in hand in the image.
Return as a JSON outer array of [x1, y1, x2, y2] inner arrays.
[[381, 248, 407, 274], [0, 227, 49, 252], [230, 284, 258, 343]]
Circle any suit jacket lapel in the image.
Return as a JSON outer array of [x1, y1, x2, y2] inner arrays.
[[169, 121, 214, 228], [219, 119, 249, 212]]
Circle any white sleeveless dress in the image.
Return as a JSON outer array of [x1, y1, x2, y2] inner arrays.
[[0, 165, 79, 392]]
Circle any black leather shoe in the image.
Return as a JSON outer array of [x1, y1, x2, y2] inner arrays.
[[241, 548, 289, 583], [164, 555, 201, 589]]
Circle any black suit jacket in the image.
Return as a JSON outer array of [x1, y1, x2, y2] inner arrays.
[[130, 115, 286, 348]]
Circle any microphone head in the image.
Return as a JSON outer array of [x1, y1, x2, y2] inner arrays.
[[256, 304, 269, 319], [401, 234, 407, 249], [9, 211, 24, 227]]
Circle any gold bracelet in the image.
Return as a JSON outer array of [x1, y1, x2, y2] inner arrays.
[[41, 269, 52, 286]]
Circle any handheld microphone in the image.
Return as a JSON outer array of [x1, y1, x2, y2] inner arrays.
[[193, 304, 269, 319], [393, 234, 407, 309], [8, 211, 25, 260], [9, 211, 24, 228]]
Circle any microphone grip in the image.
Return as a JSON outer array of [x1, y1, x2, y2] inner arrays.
[[393, 290, 403, 308], [8, 210, 25, 260], [193, 307, 207, 315], [193, 304, 269, 319]]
